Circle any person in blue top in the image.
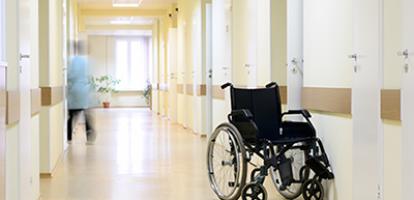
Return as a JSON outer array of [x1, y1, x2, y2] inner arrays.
[[67, 40, 96, 144]]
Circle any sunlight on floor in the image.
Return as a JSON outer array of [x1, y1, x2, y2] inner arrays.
[[39, 108, 287, 200]]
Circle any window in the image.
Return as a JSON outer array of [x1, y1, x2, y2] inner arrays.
[[115, 37, 150, 91]]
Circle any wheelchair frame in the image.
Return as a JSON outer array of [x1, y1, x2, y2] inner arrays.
[[207, 83, 334, 200]]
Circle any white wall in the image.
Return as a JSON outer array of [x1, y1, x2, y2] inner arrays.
[[270, 0, 287, 86], [39, 0, 66, 178], [5, 0, 21, 199], [30, 116, 40, 200], [151, 22, 160, 114], [30, 0, 40, 198], [39, 103, 64, 174], [383, 0, 403, 198]]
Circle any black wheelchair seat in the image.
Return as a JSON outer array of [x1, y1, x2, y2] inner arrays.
[[227, 83, 316, 143], [281, 121, 315, 139]]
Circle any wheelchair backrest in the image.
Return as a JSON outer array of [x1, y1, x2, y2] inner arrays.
[[230, 85, 282, 141]]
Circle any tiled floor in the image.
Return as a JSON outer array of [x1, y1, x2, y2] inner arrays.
[[40, 108, 286, 200]]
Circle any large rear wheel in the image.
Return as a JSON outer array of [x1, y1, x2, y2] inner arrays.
[[207, 123, 247, 200]]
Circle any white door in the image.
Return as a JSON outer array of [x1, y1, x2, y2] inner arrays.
[[401, 0, 414, 199], [351, 0, 382, 199], [18, 0, 33, 199], [243, 0, 257, 87], [0, 1, 6, 198], [205, 3, 213, 134], [232, 0, 257, 87], [191, 10, 201, 133], [287, 0, 303, 110], [211, 0, 232, 128], [167, 28, 177, 122], [62, 0, 69, 149]]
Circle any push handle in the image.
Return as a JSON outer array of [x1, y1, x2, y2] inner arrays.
[[265, 82, 277, 88], [221, 82, 233, 89]]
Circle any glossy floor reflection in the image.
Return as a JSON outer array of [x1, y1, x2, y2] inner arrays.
[[40, 108, 289, 200], [40, 108, 216, 200]]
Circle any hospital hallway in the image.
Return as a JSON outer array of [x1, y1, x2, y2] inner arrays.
[[39, 108, 293, 200], [1, 0, 411, 199], [39, 108, 217, 200]]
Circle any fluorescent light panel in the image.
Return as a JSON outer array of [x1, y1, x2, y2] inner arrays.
[[110, 20, 132, 25], [112, 0, 143, 7]]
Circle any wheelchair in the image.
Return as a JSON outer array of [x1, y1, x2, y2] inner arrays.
[[207, 82, 334, 200]]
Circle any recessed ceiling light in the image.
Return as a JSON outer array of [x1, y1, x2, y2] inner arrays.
[[110, 20, 132, 25], [112, 0, 143, 8]]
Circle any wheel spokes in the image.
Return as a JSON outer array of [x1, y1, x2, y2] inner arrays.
[[208, 127, 243, 199]]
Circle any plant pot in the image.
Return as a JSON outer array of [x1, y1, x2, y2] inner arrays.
[[102, 102, 110, 108]]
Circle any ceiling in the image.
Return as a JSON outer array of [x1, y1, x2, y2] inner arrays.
[[78, 0, 175, 36], [77, 0, 177, 9], [83, 16, 155, 26], [86, 30, 152, 36]]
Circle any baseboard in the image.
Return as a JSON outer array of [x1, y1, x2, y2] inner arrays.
[[40, 150, 65, 179]]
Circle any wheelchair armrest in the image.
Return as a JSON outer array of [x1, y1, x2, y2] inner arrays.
[[282, 110, 312, 118], [228, 109, 253, 120]]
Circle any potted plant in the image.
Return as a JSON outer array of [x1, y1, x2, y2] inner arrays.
[[143, 80, 152, 107], [90, 75, 121, 108]]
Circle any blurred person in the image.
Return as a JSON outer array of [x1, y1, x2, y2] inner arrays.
[[67, 40, 96, 144]]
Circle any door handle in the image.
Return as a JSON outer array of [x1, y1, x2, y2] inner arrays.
[[348, 54, 360, 72], [397, 49, 414, 59], [289, 58, 303, 75], [19, 53, 30, 60], [348, 54, 358, 61], [397, 50, 413, 73], [291, 58, 299, 65], [397, 49, 409, 58]]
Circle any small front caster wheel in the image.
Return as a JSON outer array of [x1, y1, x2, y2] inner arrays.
[[242, 183, 267, 200], [302, 179, 324, 200]]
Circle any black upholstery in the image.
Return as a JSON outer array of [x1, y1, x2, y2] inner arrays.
[[281, 121, 315, 138], [229, 84, 315, 142]]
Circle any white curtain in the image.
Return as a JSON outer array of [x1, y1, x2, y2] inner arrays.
[[114, 36, 150, 90]]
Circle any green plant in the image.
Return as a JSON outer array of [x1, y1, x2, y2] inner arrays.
[[89, 75, 121, 102], [143, 80, 152, 104]]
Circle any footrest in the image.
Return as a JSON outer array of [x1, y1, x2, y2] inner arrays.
[[306, 158, 334, 179]]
